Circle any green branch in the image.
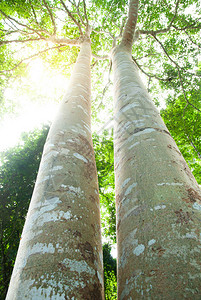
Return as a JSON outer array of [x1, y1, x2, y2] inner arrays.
[[59, 0, 83, 35]]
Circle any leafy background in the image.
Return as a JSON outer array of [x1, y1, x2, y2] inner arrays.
[[0, 0, 201, 298]]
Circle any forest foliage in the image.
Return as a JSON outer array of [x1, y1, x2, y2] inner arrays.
[[0, 0, 201, 299]]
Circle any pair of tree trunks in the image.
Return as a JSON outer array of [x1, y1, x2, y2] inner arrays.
[[6, 40, 104, 300], [7, 40, 201, 299], [6, 1, 201, 298]]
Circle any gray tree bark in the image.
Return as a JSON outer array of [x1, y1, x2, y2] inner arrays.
[[112, 0, 201, 299], [6, 39, 104, 300]]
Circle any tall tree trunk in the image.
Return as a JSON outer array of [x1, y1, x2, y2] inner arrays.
[[6, 39, 104, 300], [112, 48, 201, 299]]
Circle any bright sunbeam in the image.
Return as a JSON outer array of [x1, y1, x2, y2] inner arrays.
[[29, 58, 44, 82], [0, 102, 58, 151], [111, 244, 117, 258], [0, 58, 69, 151]]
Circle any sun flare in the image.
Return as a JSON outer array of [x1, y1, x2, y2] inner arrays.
[[0, 58, 69, 151]]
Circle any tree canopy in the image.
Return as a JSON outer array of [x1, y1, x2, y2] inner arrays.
[[0, 0, 200, 121]]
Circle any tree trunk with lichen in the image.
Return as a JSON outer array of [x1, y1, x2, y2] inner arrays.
[[112, 0, 201, 299], [6, 39, 104, 300]]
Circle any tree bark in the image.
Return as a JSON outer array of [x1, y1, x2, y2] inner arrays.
[[112, 48, 201, 299], [6, 39, 104, 300]]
